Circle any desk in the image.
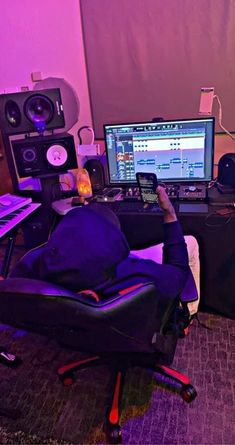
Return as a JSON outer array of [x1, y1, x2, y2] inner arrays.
[[117, 206, 235, 320], [52, 198, 235, 320]]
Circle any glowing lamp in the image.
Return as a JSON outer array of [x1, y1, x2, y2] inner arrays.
[[77, 168, 92, 200]]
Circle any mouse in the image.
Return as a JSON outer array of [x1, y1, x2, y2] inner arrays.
[[0, 198, 12, 206]]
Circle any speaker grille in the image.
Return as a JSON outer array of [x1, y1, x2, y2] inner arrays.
[[24, 94, 54, 124]]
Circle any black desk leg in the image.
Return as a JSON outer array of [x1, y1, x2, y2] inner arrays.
[[1, 233, 16, 278]]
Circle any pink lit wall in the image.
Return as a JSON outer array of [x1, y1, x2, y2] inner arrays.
[[80, 0, 235, 139], [0, 0, 92, 145]]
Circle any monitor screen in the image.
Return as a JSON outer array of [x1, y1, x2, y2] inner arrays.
[[104, 117, 215, 185]]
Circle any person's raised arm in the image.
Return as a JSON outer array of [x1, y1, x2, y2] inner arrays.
[[156, 185, 177, 223], [156, 185, 189, 269]]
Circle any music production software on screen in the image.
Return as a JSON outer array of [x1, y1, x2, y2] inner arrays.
[[104, 118, 214, 184]]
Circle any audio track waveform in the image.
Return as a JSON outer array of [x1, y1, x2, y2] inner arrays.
[[136, 157, 203, 170]]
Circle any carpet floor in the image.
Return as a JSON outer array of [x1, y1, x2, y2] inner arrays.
[[0, 313, 234, 445]]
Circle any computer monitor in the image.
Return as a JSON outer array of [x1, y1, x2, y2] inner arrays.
[[104, 117, 215, 185]]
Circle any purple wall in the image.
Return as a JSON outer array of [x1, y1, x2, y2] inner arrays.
[[0, 0, 92, 143]]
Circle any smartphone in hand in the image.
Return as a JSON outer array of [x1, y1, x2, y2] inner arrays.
[[136, 172, 159, 204]]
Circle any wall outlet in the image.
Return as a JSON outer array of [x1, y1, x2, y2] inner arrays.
[[78, 143, 100, 156], [199, 87, 215, 115]]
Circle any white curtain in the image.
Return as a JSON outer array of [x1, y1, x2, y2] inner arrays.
[[80, 0, 235, 138]]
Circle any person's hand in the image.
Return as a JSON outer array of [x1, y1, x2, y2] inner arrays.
[[156, 185, 177, 223]]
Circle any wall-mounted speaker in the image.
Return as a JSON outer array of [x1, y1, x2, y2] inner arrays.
[[12, 133, 77, 178], [218, 153, 235, 188], [0, 88, 65, 135], [83, 159, 105, 193]]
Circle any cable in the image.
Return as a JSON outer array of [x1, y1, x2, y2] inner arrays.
[[204, 209, 234, 229], [207, 179, 217, 189], [97, 145, 106, 163], [77, 125, 95, 145], [213, 95, 235, 141]]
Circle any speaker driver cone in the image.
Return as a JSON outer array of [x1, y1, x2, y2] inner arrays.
[[24, 94, 54, 123], [46, 144, 68, 167], [22, 148, 37, 162], [5, 100, 22, 127]]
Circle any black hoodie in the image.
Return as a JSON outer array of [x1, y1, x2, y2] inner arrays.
[[10, 203, 197, 306]]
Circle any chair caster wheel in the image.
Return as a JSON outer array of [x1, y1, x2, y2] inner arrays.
[[59, 372, 74, 386], [181, 384, 197, 403], [105, 424, 122, 444]]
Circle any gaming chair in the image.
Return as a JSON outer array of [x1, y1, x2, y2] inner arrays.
[[0, 277, 197, 444]]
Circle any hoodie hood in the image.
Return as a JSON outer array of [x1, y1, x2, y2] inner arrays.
[[39, 204, 130, 291]]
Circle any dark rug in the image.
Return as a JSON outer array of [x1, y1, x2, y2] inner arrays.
[[0, 313, 234, 445]]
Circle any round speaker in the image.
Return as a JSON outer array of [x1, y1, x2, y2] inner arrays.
[[24, 94, 54, 124], [22, 148, 37, 163], [84, 159, 105, 193], [34, 77, 79, 132], [218, 153, 235, 187], [46, 144, 68, 167], [5, 100, 21, 127]]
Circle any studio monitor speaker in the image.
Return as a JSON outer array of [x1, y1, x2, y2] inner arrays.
[[0, 88, 65, 135], [218, 153, 235, 188], [34, 77, 79, 133], [83, 159, 105, 193], [12, 133, 77, 178]]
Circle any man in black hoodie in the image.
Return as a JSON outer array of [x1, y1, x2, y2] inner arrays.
[[10, 186, 198, 312]]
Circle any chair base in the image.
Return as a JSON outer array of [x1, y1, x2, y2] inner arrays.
[[58, 354, 197, 444]]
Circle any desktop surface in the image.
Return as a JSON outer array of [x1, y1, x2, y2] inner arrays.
[[52, 195, 212, 216], [52, 181, 235, 217]]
